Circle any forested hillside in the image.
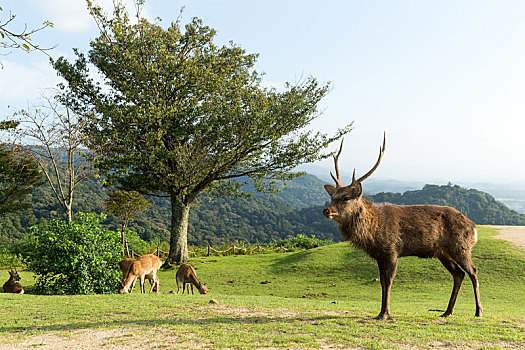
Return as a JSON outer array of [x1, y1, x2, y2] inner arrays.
[[366, 183, 525, 225], [1, 175, 523, 247], [0, 174, 339, 246]]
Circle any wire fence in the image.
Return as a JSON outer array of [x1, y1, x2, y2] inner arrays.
[[123, 241, 289, 259]]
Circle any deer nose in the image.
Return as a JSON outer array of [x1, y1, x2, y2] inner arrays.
[[323, 207, 331, 217]]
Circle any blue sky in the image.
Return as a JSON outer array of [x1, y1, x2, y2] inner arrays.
[[1, 1, 525, 184]]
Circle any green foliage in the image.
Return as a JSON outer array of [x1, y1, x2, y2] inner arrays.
[[0, 145, 44, 214], [271, 234, 333, 250], [367, 183, 525, 225], [0, 246, 22, 269], [17, 212, 122, 295], [105, 190, 150, 227], [125, 229, 152, 256]]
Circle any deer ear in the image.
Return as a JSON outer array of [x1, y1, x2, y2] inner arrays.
[[324, 185, 336, 196], [354, 183, 363, 198]]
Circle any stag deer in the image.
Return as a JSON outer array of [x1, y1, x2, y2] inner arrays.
[[3, 269, 24, 294], [119, 254, 161, 294], [323, 133, 482, 320], [176, 264, 208, 295], [118, 258, 158, 293]]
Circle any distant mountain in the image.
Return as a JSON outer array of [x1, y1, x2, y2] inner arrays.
[[366, 183, 525, 225], [1, 173, 524, 247], [456, 182, 525, 214]]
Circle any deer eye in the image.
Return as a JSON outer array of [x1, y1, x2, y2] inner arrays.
[[342, 195, 352, 201]]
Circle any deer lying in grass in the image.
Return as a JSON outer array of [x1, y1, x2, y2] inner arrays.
[[119, 254, 161, 294], [3, 269, 24, 294], [118, 258, 158, 293], [323, 134, 482, 320], [176, 263, 208, 294]]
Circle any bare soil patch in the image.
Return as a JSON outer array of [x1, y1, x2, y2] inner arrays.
[[485, 225, 525, 249]]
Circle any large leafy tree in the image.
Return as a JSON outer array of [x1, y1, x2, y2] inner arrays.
[[53, 1, 351, 265]]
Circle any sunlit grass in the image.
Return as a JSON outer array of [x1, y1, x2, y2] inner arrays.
[[0, 226, 523, 349]]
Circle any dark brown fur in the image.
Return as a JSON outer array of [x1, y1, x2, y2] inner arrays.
[[3, 269, 24, 294], [323, 135, 482, 320], [176, 264, 208, 295]]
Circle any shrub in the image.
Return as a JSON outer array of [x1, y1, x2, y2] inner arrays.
[[272, 234, 333, 250], [18, 212, 122, 295]]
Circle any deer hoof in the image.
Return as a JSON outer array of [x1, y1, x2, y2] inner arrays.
[[440, 311, 452, 317]]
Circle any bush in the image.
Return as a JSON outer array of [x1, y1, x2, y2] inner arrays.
[[272, 234, 333, 250], [0, 246, 22, 269], [18, 212, 122, 295]]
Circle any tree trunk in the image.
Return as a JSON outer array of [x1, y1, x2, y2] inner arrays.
[[121, 222, 127, 257], [163, 195, 191, 268], [66, 203, 73, 223]]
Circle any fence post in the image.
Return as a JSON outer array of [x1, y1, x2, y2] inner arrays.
[[156, 246, 159, 256], [207, 244, 211, 256]]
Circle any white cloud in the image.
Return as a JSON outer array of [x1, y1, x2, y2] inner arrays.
[[32, 0, 147, 33], [0, 58, 61, 113]]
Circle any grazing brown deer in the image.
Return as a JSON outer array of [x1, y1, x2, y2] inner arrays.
[[176, 263, 208, 295], [118, 258, 157, 293], [119, 254, 161, 294], [323, 133, 482, 320], [3, 269, 24, 294]]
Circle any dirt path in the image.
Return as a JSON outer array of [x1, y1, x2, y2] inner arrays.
[[485, 225, 525, 249]]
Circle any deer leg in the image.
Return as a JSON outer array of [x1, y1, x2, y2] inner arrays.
[[153, 276, 159, 293], [375, 257, 398, 320], [129, 278, 136, 293], [456, 256, 483, 317], [438, 256, 465, 317], [148, 275, 156, 293], [190, 284, 194, 295], [140, 275, 146, 294]]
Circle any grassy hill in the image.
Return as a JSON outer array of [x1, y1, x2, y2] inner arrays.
[[1, 227, 523, 349]]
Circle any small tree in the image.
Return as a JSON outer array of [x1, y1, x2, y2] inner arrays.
[[53, 2, 352, 265], [7, 92, 95, 222], [18, 212, 122, 295], [105, 189, 151, 255]]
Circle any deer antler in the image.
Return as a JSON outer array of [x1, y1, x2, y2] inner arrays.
[[330, 137, 344, 188], [353, 132, 386, 184]]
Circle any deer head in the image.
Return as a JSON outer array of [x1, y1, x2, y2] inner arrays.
[[323, 133, 386, 222], [9, 269, 21, 281], [198, 283, 208, 294]]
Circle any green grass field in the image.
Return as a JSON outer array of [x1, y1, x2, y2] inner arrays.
[[0, 226, 523, 349]]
